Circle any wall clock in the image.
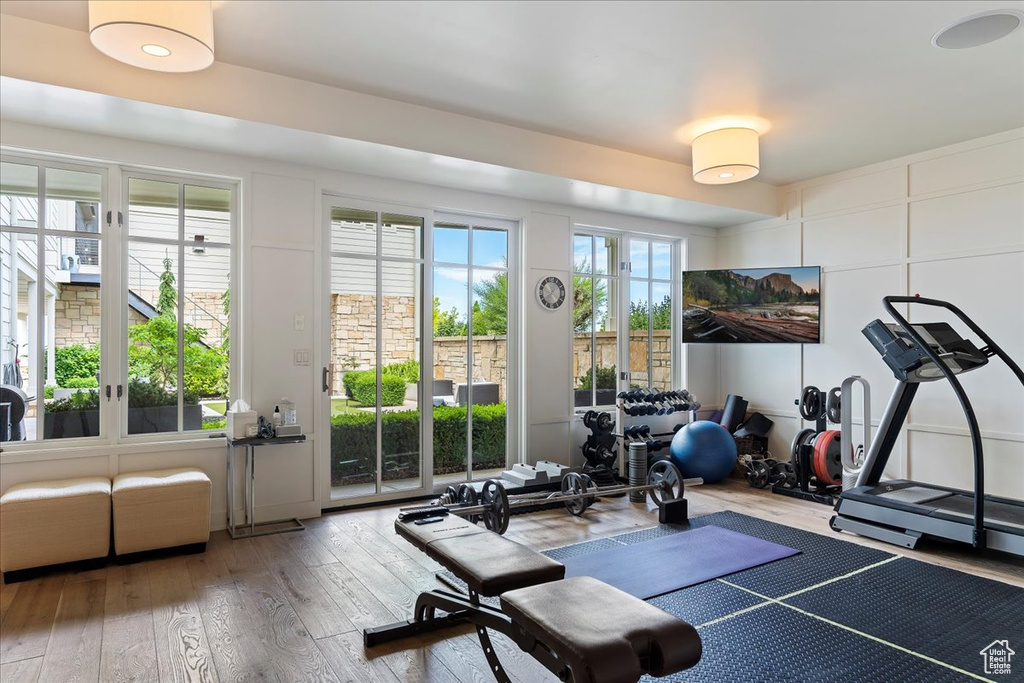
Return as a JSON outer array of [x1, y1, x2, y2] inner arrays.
[[536, 275, 566, 310]]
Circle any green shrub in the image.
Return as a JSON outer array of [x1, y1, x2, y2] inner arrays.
[[126, 379, 198, 408], [44, 386, 55, 399], [64, 376, 100, 389], [48, 390, 100, 412], [329, 404, 507, 485], [382, 359, 419, 383], [342, 370, 371, 398], [578, 364, 617, 390], [350, 373, 406, 406], [54, 345, 100, 386]]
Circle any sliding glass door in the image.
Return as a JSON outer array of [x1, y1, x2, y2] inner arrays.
[[325, 197, 429, 503], [432, 214, 516, 488]]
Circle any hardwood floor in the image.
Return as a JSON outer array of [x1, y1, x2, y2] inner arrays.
[[1, 479, 1022, 682]]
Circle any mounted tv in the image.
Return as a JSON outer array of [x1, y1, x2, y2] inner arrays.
[[682, 266, 821, 343]]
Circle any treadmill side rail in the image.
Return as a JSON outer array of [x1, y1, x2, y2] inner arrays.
[[830, 515, 922, 549]]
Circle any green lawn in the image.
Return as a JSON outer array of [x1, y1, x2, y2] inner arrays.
[[201, 400, 227, 415], [332, 398, 366, 416]]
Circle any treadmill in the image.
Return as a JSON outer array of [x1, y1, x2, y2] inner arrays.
[[831, 295, 1024, 557]]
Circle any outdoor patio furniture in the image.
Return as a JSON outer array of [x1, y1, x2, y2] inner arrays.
[[456, 381, 500, 406]]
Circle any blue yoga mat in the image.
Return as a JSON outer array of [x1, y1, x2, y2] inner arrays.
[[561, 525, 799, 599]]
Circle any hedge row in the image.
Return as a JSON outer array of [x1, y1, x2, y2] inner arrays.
[[55, 344, 100, 386], [330, 404, 507, 486], [344, 372, 406, 406]]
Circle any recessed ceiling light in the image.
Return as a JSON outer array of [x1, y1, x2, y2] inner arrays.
[[141, 44, 171, 57], [933, 10, 1023, 49], [718, 172, 735, 179]]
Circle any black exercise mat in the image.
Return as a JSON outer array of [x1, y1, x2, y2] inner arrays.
[[646, 603, 972, 683], [648, 580, 766, 626], [688, 510, 897, 597], [561, 525, 799, 599], [786, 556, 1024, 676]]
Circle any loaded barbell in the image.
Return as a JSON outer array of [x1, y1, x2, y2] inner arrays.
[[398, 461, 698, 535]]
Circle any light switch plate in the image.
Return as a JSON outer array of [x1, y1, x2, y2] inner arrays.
[[294, 314, 305, 331], [294, 349, 311, 366]]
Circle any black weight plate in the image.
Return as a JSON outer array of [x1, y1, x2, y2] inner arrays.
[[480, 479, 510, 535], [457, 483, 481, 523], [561, 472, 587, 516], [790, 428, 816, 462]]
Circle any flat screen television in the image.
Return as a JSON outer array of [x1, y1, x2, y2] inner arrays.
[[682, 266, 821, 343]]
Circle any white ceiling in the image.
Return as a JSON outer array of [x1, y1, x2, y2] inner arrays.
[[1, 0, 1022, 185]]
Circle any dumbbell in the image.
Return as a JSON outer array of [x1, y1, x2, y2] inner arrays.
[[623, 424, 648, 439]]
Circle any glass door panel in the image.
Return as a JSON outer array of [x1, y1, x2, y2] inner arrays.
[[327, 201, 428, 504]]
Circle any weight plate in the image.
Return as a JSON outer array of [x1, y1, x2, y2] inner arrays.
[[583, 410, 597, 429], [745, 460, 770, 489], [480, 479, 510, 535], [812, 430, 843, 486], [798, 386, 822, 421], [790, 429, 816, 462], [456, 483, 481, 524], [781, 462, 797, 488], [647, 460, 682, 508], [579, 473, 596, 510], [561, 472, 588, 516]]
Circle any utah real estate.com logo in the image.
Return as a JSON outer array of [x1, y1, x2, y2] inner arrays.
[[979, 640, 1014, 676]]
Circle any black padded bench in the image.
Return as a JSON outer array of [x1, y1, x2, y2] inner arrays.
[[364, 513, 702, 683]]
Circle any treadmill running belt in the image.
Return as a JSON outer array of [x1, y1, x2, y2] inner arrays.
[[875, 486, 953, 505]]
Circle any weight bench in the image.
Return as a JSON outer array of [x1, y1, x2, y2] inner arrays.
[[364, 512, 702, 683]]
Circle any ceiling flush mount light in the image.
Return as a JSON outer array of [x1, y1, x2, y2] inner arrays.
[[691, 127, 760, 185], [141, 44, 171, 57], [932, 10, 1023, 49], [89, 0, 215, 72]]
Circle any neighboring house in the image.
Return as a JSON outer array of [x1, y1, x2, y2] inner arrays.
[[979, 640, 1015, 675]]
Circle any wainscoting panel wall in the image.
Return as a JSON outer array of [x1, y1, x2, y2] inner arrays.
[[715, 129, 1024, 495]]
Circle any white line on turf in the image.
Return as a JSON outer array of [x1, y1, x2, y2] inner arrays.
[[718, 579, 995, 683]]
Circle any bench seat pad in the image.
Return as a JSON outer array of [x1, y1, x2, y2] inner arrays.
[[395, 515, 565, 597], [395, 514, 488, 551], [501, 576, 701, 683]]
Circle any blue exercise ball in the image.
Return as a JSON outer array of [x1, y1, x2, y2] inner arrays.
[[669, 420, 738, 484]]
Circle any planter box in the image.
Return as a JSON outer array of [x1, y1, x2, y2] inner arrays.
[[574, 388, 618, 408], [128, 405, 203, 434], [44, 409, 100, 439], [45, 405, 204, 437]]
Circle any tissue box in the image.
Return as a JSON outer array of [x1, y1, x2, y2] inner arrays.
[[226, 410, 257, 438]]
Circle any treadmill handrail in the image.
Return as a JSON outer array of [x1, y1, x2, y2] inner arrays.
[[881, 296, 1024, 549]]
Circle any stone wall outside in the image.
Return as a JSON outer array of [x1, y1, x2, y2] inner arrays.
[[330, 293, 416, 392]]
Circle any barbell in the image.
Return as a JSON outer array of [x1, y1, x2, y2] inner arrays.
[[398, 461, 698, 535]]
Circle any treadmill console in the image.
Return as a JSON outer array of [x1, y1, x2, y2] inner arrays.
[[863, 320, 988, 382]]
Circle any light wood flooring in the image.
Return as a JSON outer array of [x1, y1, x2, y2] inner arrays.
[[2, 479, 1022, 682]]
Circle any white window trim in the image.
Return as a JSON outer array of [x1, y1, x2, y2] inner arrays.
[[0, 149, 240, 457], [571, 226, 682, 412]]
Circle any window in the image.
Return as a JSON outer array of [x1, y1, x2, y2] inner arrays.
[[124, 174, 233, 436], [571, 230, 677, 408], [628, 239, 675, 391], [573, 232, 619, 407], [1, 159, 105, 442]]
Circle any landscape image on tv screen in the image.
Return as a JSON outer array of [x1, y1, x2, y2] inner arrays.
[[682, 266, 821, 343]]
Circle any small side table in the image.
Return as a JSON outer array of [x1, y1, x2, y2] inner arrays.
[[226, 434, 307, 539]]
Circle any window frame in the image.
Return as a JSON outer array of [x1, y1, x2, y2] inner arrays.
[[572, 227, 681, 412], [625, 236, 678, 392], [0, 153, 110, 447], [120, 168, 239, 442], [432, 211, 520, 481], [0, 148, 240, 456], [572, 228, 621, 410]]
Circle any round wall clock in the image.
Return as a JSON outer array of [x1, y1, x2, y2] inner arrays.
[[536, 275, 566, 310]]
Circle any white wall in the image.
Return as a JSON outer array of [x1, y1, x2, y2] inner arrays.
[[716, 129, 1024, 499], [0, 121, 716, 524]]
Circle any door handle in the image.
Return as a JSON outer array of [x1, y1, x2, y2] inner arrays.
[[322, 366, 330, 393]]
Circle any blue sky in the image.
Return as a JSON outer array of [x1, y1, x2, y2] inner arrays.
[[434, 226, 506, 316]]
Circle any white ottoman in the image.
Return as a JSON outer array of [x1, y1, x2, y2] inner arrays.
[[112, 467, 211, 555], [0, 477, 111, 576]]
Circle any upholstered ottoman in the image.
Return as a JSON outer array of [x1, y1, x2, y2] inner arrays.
[[0, 477, 111, 578], [112, 467, 211, 555]]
